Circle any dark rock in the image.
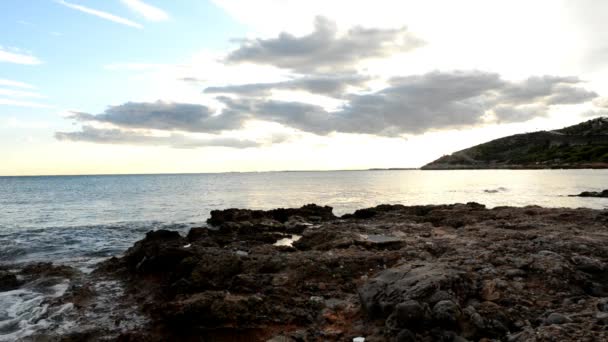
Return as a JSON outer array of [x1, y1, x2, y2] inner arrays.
[[571, 255, 606, 273], [122, 230, 191, 273], [207, 204, 336, 227], [0, 270, 21, 291], [359, 263, 472, 320], [545, 312, 571, 325], [395, 329, 416, 342], [89, 203, 608, 341], [573, 190, 608, 198], [432, 300, 462, 326], [20, 262, 76, 279], [393, 300, 430, 327]]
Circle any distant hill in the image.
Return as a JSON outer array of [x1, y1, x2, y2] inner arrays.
[[422, 117, 608, 169]]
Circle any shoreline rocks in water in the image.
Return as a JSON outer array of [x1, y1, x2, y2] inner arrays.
[[9, 203, 608, 341], [571, 189, 608, 198], [87, 202, 608, 341]]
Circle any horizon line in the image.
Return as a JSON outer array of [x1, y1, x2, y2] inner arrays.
[[0, 167, 421, 178]]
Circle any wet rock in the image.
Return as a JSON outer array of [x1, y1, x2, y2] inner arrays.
[[122, 230, 191, 273], [0, 270, 21, 291]]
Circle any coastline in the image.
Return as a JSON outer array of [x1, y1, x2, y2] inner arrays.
[[6, 202, 608, 341]]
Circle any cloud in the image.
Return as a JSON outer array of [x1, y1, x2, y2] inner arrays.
[[225, 16, 424, 73], [499, 76, 597, 105], [491, 104, 548, 123], [55, 126, 260, 149], [67, 101, 243, 133], [120, 0, 169, 21], [204, 74, 369, 98], [0, 47, 42, 65], [0, 99, 53, 108], [104, 63, 168, 71], [217, 70, 598, 135], [592, 97, 608, 108], [581, 109, 608, 118], [0, 88, 46, 99], [59, 70, 598, 144], [55, 0, 143, 29], [0, 78, 36, 89]]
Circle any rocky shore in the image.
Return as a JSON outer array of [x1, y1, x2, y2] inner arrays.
[[7, 203, 608, 341]]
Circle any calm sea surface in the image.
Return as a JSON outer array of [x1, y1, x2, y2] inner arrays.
[[0, 169, 607, 267]]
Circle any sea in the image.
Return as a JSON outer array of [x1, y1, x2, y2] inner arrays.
[[0, 169, 607, 339]]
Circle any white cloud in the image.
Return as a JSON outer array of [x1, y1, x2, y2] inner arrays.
[[0, 99, 53, 108], [55, 0, 143, 29], [0, 78, 36, 89], [0, 88, 46, 99], [0, 47, 42, 65], [120, 0, 169, 22], [104, 63, 169, 71]]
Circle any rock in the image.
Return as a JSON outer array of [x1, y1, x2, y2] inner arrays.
[[0, 270, 21, 291], [529, 250, 571, 274], [207, 204, 336, 227], [121, 230, 191, 274], [267, 336, 294, 342], [359, 263, 472, 320], [432, 300, 462, 326], [571, 255, 605, 273], [573, 190, 608, 198], [481, 279, 501, 301], [545, 312, 571, 325], [393, 300, 430, 326], [89, 203, 608, 340], [395, 329, 416, 342], [596, 312, 608, 325]]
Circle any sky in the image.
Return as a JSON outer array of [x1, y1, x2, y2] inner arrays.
[[1, 0, 608, 176]]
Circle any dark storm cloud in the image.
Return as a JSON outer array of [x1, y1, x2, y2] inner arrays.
[[225, 16, 424, 73], [205, 74, 369, 98], [55, 126, 259, 149], [68, 101, 243, 133]]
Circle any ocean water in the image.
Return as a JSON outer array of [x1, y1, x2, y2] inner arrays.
[[1, 169, 607, 267], [0, 169, 607, 339]]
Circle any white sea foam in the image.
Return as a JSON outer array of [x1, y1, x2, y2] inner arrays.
[[0, 280, 71, 341]]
